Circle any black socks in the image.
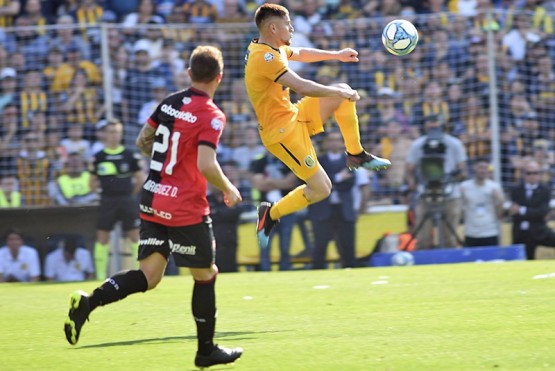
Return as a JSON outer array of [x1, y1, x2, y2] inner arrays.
[[88, 269, 148, 312], [192, 275, 217, 355]]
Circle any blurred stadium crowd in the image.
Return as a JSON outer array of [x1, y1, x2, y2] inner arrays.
[[0, 0, 554, 209]]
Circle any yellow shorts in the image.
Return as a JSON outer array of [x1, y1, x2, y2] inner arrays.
[[265, 97, 323, 181]]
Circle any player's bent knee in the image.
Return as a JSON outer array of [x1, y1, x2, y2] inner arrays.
[[190, 265, 218, 282]]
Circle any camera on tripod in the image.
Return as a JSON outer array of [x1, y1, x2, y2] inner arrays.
[[419, 125, 450, 202]]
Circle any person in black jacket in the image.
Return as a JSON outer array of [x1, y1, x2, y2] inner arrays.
[[309, 130, 369, 269], [510, 160, 555, 259]]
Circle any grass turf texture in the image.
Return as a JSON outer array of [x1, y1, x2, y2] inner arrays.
[[2, 261, 555, 370]]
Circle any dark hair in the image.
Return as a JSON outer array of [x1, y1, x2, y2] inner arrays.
[[4, 228, 23, 241], [189, 45, 223, 83], [254, 3, 289, 29]]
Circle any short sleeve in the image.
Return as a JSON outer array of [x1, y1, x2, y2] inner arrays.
[[147, 102, 163, 128], [198, 112, 226, 149], [256, 48, 289, 82]]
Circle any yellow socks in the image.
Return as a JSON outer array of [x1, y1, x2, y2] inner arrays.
[[334, 100, 364, 155], [270, 185, 310, 220], [94, 242, 110, 280]]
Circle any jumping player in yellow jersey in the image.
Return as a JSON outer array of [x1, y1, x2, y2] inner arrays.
[[245, 3, 391, 249]]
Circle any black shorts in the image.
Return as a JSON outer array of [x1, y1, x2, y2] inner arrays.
[[138, 217, 215, 268], [97, 196, 141, 231]]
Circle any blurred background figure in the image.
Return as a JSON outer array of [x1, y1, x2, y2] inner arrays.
[[309, 130, 369, 269], [49, 152, 97, 206], [0, 228, 40, 283], [460, 158, 505, 247], [0, 175, 21, 208], [44, 235, 94, 282]]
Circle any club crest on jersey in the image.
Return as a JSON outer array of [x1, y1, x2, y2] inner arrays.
[[304, 155, 315, 168], [264, 52, 274, 62], [182, 97, 192, 105], [211, 118, 223, 131]]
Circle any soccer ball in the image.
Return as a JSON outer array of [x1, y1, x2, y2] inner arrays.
[[381, 19, 419, 56], [390, 251, 415, 266]]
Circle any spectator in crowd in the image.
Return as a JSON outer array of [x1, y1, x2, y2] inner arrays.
[[309, 130, 368, 269], [0, 67, 17, 112], [460, 158, 505, 247], [208, 161, 245, 273], [0, 175, 21, 207], [53, 43, 101, 93], [180, 0, 219, 23], [17, 132, 51, 206], [156, 39, 185, 90], [375, 118, 414, 204], [72, 0, 105, 34], [122, 0, 157, 31], [0, 0, 20, 27], [413, 80, 450, 132], [250, 152, 310, 271], [43, 47, 66, 92], [44, 130, 67, 177], [137, 77, 167, 126], [458, 94, 491, 161], [373, 87, 411, 131], [0, 228, 40, 283], [216, 0, 249, 23], [292, 0, 325, 38], [16, 69, 49, 133], [530, 54, 555, 128], [90, 119, 144, 280], [11, 13, 49, 68], [49, 15, 92, 61], [220, 78, 255, 124], [510, 159, 555, 259], [91, 119, 108, 155], [49, 152, 97, 206], [133, 16, 166, 61], [23, 0, 47, 35], [58, 68, 103, 141], [231, 125, 266, 181], [405, 114, 467, 250], [502, 13, 542, 62], [60, 124, 92, 161], [509, 112, 543, 179], [0, 103, 17, 154], [107, 43, 129, 119], [44, 235, 95, 281], [121, 41, 163, 146], [104, 0, 139, 21], [447, 15, 471, 77], [528, 139, 555, 186]]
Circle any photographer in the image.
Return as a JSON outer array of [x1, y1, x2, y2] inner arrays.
[[405, 114, 467, 250]]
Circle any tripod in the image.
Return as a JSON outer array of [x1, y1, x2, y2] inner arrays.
[[403, 191, 464, 250]]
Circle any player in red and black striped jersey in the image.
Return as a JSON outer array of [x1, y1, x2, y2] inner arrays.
[[64, 46, 243, 368]]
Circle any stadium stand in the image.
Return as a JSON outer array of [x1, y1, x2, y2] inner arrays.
[[0, 1, 554, 271]]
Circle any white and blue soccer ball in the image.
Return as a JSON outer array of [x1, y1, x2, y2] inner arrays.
[[382, 19, 419, 56], [390, 251, 415, 266]]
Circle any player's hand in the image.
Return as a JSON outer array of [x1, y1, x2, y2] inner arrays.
[[339, 88, 360, 102], [223, 186, 242, 207], [336, 48, 359, 62]]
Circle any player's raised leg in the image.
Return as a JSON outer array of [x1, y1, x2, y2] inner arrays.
[[63, 252, 165, 345], [319, 83, 391, 171]]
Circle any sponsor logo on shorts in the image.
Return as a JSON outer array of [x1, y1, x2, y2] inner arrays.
[[264, 52, 274, 62], [169, 241, 197, 255], [139, 237, 165, 246], [304, 155, 315, 168]]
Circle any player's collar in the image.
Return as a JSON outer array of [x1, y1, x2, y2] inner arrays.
[[189, 87, 209, 98], [252, 38, 280, 52]]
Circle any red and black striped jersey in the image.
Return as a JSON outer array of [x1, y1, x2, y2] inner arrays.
[[140, 87, 226, 227]]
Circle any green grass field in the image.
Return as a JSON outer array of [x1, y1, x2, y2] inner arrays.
[[2, 261, 555, 370]]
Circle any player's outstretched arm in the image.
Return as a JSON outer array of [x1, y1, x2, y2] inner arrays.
[[289, 47, 359, 63], [136, 123, 156, 156], [198, 145, 242, 207], [278, 69, 360, 101]]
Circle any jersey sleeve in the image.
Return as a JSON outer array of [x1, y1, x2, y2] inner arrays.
[[198, 111, 226, 149], [257, 48, 289, 82], [147, 102, 163, 128]]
